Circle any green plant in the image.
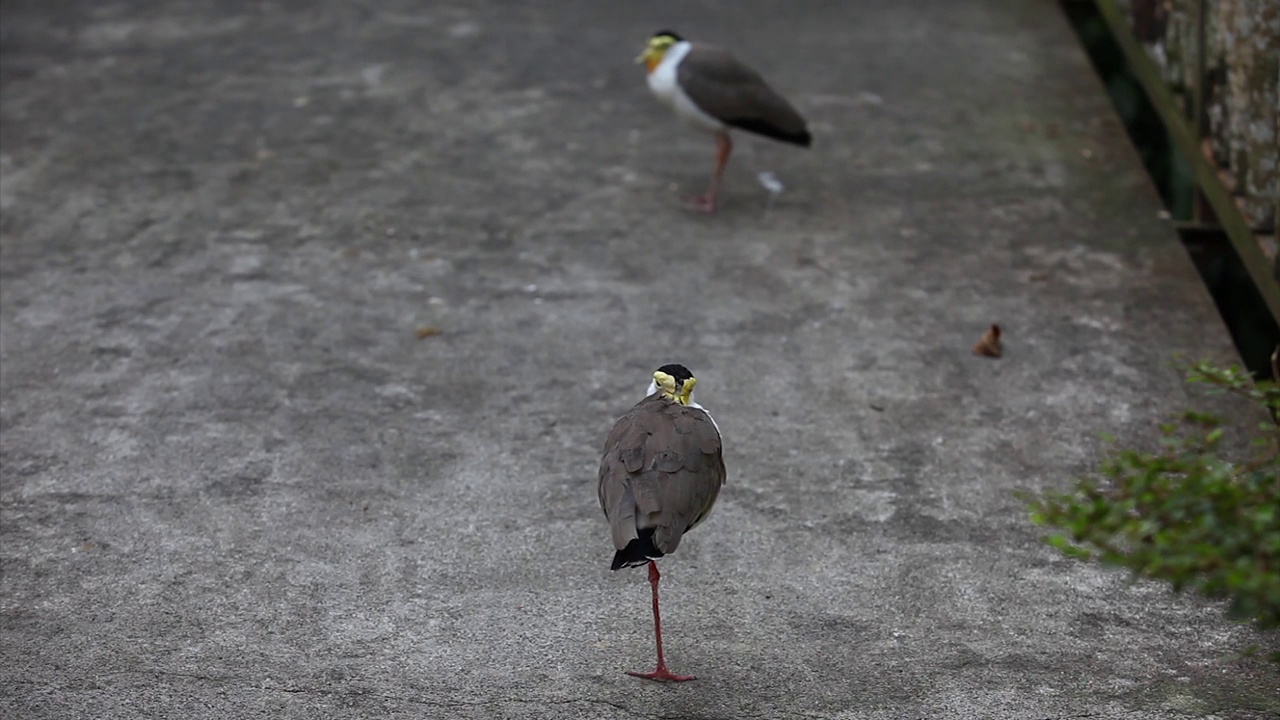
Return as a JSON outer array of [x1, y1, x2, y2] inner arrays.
[[1028, 356, 1280, 661]]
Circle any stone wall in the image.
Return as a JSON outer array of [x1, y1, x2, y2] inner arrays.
[[1117, 0, 1278, 234]]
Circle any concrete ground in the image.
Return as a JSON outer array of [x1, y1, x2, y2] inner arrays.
[[1, 0, 1276, 718]]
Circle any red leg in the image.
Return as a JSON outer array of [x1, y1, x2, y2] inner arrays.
[[626, 561, 696, 682], [685, 132, 732, 214]]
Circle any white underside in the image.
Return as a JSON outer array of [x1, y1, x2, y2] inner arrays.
[[647, 42, 726, 134]]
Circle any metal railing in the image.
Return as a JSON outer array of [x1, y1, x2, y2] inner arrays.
[[1094, 0, 1280, 323]]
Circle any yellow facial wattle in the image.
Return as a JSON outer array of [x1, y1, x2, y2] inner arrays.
[[653, 371, 677, 400], [636, 36, 678, 74], [653, 371, 696, 406], [676, 377, 697, 406], [636, 47, 665, 73]]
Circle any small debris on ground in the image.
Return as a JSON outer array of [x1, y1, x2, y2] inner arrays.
[[758, 171, 784, 212], [972, 324, 1003, 358], [415, 326, 442, 340], [757, 171, 784, 195]]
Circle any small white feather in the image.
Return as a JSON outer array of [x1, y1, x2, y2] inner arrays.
[[757, 171, 785, 195]]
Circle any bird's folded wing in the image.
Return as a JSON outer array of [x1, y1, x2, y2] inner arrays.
[[598, 397, 726, 554], [677, 45, 808, 141]]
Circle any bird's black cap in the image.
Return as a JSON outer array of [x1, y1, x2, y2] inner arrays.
[[656, 363, 694, 383], [650, 30, 684, 42]]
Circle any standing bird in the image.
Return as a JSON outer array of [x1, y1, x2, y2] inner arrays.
[[598, 363, 726, 682], [637, 30, 812, 213]]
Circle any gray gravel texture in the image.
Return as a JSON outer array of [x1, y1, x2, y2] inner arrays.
[[1, 1, 1277, 718]]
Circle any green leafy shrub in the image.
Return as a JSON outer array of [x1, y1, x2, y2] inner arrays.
[[1028, 357, 1280, 660]]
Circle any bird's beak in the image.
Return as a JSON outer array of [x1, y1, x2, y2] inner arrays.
[[634, 50, 649, 64]]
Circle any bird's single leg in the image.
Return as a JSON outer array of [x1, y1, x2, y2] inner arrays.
[[626, 561, 695, 682], [685, 132, 732, 214]]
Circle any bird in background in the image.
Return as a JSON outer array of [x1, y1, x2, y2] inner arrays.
[[598, 364, 726, 682], [637, 30, 812, 213]]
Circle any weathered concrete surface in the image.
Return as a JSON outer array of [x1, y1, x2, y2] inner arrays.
[[1, 1, 1276, 718]]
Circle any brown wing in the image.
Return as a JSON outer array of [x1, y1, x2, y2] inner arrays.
[[598, 394, 726, 568], [677, 44, 811, 146]]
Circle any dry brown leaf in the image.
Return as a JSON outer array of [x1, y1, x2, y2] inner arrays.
[[972, 324, 1003, 358], [415, 326, 442, 340]]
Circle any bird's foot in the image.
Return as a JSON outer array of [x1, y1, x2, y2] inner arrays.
[[682, 194, 717, 214], [625, 667, 696, 683]]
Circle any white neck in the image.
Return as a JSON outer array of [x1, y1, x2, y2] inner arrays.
[[647, 43, 692, 104]]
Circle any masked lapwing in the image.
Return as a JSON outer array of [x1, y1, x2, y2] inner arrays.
[[637, 30, 811, 213], [598, 363, 726, 682]]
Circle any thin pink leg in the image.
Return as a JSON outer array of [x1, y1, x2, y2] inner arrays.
[[625, 561, 695, 682], [685, 132, 732, 214]]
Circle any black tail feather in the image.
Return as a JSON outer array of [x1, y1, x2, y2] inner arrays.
[[725, 118, 812, 147], [611, 528, 665, 570]]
